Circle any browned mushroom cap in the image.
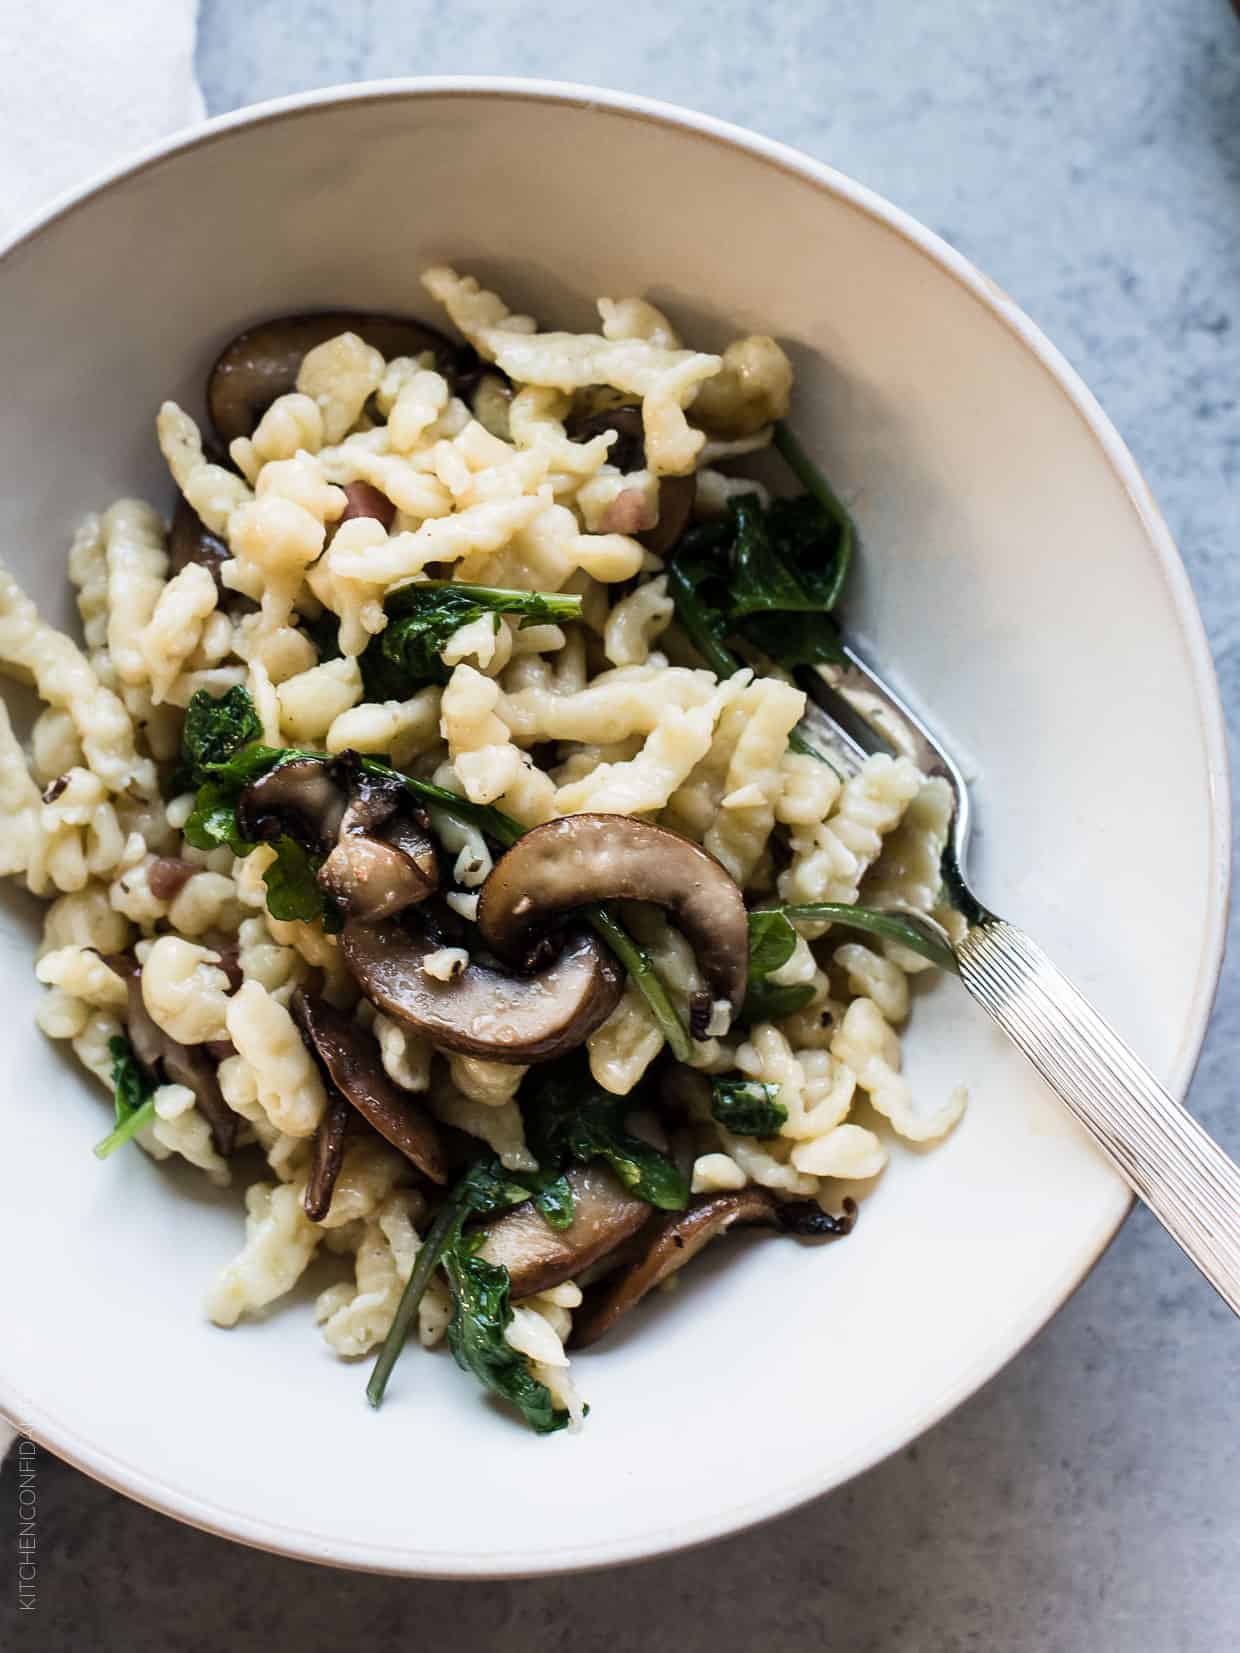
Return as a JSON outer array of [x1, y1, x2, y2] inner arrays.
[[304, 1093, 352, 1221], [572, 1189, 858, 1347], [207, 312, 459, 445], [120, 971, 238, 1158], [235, 759, 346, 857], [317, 834, 438, 924], [477, 1164, 651, 1299], [477, 814, 749, 1016], [340, 918, 623, 1063], [292, 989, 447, 1183], [326, 765, 439, 921]]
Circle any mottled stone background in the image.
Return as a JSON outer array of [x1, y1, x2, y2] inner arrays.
[[3, 2, 1238, 1647]]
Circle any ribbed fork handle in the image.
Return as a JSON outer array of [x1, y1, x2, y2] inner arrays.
[[957, 920, 1240, 1316]]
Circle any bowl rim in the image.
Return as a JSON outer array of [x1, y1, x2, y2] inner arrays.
[[0, 75, 1231, 1579]]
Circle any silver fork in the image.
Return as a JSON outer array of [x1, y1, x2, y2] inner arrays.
[[795, 644, 1240, 1317]]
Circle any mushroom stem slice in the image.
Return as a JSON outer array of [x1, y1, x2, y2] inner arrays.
[[304, 1094, 352, 1221], [477, 1164, 651, 1301], [207, 311, 460, 444], [292, 989, 447, 1185], [570, 1189, 809, 1348], [477, 814, 749, 1016]]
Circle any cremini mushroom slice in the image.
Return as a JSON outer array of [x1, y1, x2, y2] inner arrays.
[[477, 814, 749, 1017], [235, 758, 346, 857], [572, 1189, 857, 1347], [292, 989, 447, 1185], [207, 312, 460, 444], [237, 756, 441, 923], [317, 833, 438, 924], [169, 493, 229, 589], [303, 1093, 352, 1222], [477, 1164, 651, 1300], [640, 472, 696, 556], [340, 918, 622, 1063], [337, 480, 396, 531]]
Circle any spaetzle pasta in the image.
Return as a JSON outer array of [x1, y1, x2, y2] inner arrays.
[[1, 266, 965, 1439]]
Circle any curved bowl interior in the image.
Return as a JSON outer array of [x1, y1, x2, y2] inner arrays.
[[0, 82, 1227, 1576]]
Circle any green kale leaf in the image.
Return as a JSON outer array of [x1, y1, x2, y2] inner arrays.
[[523, 1062, 689, 1212], [366, 1154, 570, 1433], [710, 1077, 789, 1137], [443, 1242, 569, 1435], [93, 1036, 158, 1160], [361, 582, 583, 699]]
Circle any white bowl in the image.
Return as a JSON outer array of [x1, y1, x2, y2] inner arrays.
[[0, 79, 1228, 1577]]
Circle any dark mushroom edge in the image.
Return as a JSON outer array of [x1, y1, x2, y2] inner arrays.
[[477, 814, 749, 1019], [292, 987, 447, 1195], [571, 1190, 858, 1348]]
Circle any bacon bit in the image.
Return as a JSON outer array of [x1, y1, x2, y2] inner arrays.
[[204, 1039, 238, 1063], [41, 774, 69, 804], [601, 487, 659, 536], [213, 944, 243, 993], [147, 857, 195, 901], [339, 481, 395, 530]]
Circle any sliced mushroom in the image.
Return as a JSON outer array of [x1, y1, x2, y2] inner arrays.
[[564, 402, 695, 552], [237, 756, 440, 922], [572, 1189, 857, 1347], [477, 1164, 651, 1299], [169, 493, 230, 587], [333, 760, 406, 834], [120, 972, 238, 1159], [566, 403, 646, 472], [340, 918, 622, 1063], [477, 814, 749, 1017], [641, 472, 696, 556], [235, 758, 347, 857], [207, 312, 460, 444], [303, 1094, 352, 1221], [292, 989, 447, 1184], [146, 856, 195, 902], [317, 834, 437, 924], [338, 481, 395, 531]]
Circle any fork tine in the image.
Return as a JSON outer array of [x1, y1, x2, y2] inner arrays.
[[795, 642, 975, 876], [793, 698, 866, 776], [810, 645, 964, 789]]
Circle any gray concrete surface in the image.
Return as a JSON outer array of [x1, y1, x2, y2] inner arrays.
[[3, 1, 1238, 1647]]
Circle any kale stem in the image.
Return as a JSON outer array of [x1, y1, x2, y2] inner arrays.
[[367, 1196, 464, 1408], [587, 906, 694, 1062], [778, 902, 959, 973], [410, 581, 583, 623], [773, 423, 855, 610], [93, 1098, 158, 1160]]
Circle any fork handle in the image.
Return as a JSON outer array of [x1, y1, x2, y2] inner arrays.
[[957, 920, 1240, 1316]]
